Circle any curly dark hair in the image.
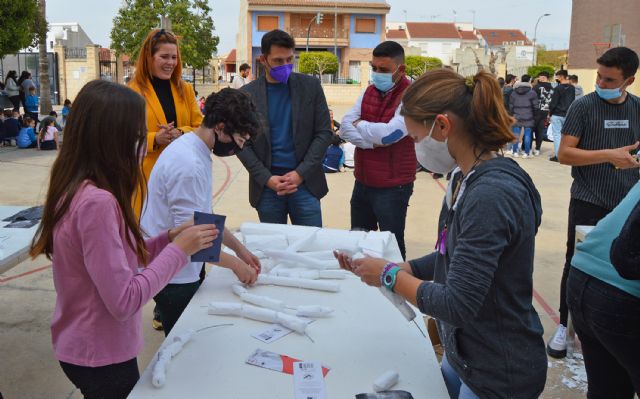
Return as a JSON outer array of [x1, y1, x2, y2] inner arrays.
[[202, 88, 260, 139]]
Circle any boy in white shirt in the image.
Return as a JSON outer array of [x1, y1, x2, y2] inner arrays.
[[142, 88, 262, 335]]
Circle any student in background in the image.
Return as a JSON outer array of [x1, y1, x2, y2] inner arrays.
[[2, 110, 20, 146], [17, 117, 37, 149], [62, 99, 72, 126], [569, 74, 584, 99], [38, 118, 59, 151], [25, 86, 39, 124]]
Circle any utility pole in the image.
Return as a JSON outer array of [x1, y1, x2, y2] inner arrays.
[[334, 3, 339, 79]]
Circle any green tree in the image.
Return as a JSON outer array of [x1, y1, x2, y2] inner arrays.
[[405, 55, 442, 79], [0, 0, 39, 58], [298, 52, 338, 77], [110, 0, 219, 70], [528, 65, 555, 78]]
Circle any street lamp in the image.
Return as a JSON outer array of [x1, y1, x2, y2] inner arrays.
[[532, 13, 551, 66], [306, 12, 324, 52]]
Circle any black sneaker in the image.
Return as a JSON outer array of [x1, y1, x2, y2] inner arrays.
[[549, 156, 559, 162], [432, 173, 444, 179]]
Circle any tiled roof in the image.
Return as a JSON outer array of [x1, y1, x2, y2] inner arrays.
[[458, 30, 477, 41], [248, 0, 389, 9], [386, 29, 407, 39], [406, 22, 461, 39], [477, 29, 532, 46], [225, 49, 237, 63]]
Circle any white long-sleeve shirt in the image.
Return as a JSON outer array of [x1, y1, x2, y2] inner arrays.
[[141, 132, 213, 284], [339, 91, 408, 150]]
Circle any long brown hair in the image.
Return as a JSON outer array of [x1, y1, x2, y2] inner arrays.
[[30, 80, 149, 264], [131, 28, 185, 98], [401, 69, 515, 151]]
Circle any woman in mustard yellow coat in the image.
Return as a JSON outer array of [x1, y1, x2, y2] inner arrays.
[[129, 28, 203, 216]]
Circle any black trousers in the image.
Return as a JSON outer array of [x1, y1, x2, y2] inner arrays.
[[350, 181, 414, 260], [533, 110, 547, 151], [567, 268, 640, 398], [60, 358, 139, 399], [559, 198, 610, 325]]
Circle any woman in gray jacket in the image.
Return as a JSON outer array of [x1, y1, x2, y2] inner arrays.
[[509, 74, 539, 158], [336, 69, 546, 398], [4, 71, 21, 112]]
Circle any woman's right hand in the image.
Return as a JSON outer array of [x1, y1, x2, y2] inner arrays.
[[173, 224, 219, 256], [154, 123, 175, 146]]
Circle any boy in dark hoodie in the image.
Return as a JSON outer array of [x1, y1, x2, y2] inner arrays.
[[548, 69, 576, 160], [533, 71, 554, 155], [509, 74, 539, 157]]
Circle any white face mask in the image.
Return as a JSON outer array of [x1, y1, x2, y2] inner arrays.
[[414, 118, 457, 175]]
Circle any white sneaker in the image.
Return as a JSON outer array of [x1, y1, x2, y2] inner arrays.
[[533, 150, 540, 156], [547, 324, 567, 358], [522, 154, 529, 159], [513, 152, 520, 158]]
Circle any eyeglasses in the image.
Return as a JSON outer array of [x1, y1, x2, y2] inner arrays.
[[152, 29, 176, 41]]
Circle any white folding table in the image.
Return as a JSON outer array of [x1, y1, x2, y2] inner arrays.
[[0, 206, 40, 274], [129, 224, 448, 398]]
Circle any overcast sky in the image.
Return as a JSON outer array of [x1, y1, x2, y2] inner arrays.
[[47, 0, 572, 55]]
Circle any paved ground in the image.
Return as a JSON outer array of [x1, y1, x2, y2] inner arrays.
[[0, 105, 587, 398]]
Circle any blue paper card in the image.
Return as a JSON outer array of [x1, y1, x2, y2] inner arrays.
[[191, 211, 226, 263]]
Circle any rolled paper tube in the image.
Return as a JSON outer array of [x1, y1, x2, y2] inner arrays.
[[286, 230, 319, 252], [257, 275, 340, 292], [372, 370, 399, 392], [172, 329, 195, 345], [378, 287, 416, 322], [208, 302, 243, 316], [240, 304, 278, 323], [231, 284, 248, 296], [262, 249, 331, 270], [318, 270, 347, 279], [295, 305, 334, 318], [275, 312, 308, 334], [240, 292, 286, 312]]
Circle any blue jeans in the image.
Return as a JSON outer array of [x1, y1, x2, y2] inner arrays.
[[441, 354, 480, 399], [511, 126, 532, 155], [350, 181, 413, 260], [257, 183, 322, 227], [567, 268, 640, 398], [551, 115, 566, 156]]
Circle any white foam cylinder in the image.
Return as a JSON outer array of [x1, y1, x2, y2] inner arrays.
[[240, 292, 286, 312], [240, 304, 278, 323], [379, 287, 416, 321], [295, 305, 334, 318], [208, 302, 242, 316], [275, 312, 308, 334], [258, 274, 340, 292], [318, 270, 348, 279], [373, 370, 399, 392], [231, 284, 248, 296]]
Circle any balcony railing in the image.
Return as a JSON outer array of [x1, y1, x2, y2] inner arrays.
[[287, 26, 348, 40]]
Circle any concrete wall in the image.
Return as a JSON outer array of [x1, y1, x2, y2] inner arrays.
[[54, 44, 101, 102], [349, 14, 382, 48]]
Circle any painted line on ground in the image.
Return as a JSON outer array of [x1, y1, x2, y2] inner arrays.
[[427, 171, 560, 325], [0, 264, 51, 283], [212, 156, 232, 199]]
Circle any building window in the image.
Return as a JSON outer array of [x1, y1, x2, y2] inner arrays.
[[257, 16, 279, 32], [355, 18, 376, 33]]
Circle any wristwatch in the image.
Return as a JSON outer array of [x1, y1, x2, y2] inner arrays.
[[382, 263, 402, 292]]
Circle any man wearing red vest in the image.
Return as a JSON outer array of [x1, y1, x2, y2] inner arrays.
[[340, 41, 416, 259]]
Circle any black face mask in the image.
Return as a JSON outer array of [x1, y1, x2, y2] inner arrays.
[[212, 134, 242, 157]]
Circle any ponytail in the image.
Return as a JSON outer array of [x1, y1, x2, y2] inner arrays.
[[401, 69, 514, 151]]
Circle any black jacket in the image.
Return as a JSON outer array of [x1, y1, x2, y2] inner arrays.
[[534, 81, 554, 112], [509, 82, 539, 128], [238, 73, 333, 208], [502, 86, 514, 110], [411, 157, 546, 398], [549, 83, 575, 117]]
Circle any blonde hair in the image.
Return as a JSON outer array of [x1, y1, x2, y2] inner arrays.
[[131, 28, 185, 99], [401, 69, 515, 151]]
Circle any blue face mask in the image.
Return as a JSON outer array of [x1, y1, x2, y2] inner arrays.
[[371, 66, 399, 92], [595, 79, 627, 100]]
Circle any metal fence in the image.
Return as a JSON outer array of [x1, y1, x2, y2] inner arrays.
[[0, 52, 60, 105]]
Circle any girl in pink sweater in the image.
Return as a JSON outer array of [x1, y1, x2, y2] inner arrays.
[[30, 80, 218, 398]]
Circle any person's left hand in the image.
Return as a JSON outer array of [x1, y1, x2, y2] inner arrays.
[[351, 257, 388, 287], [277, 171, 303, 195], [236, 246, 261, 274], [169, 219, 194, 241], [168, 127, 183, 141]]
